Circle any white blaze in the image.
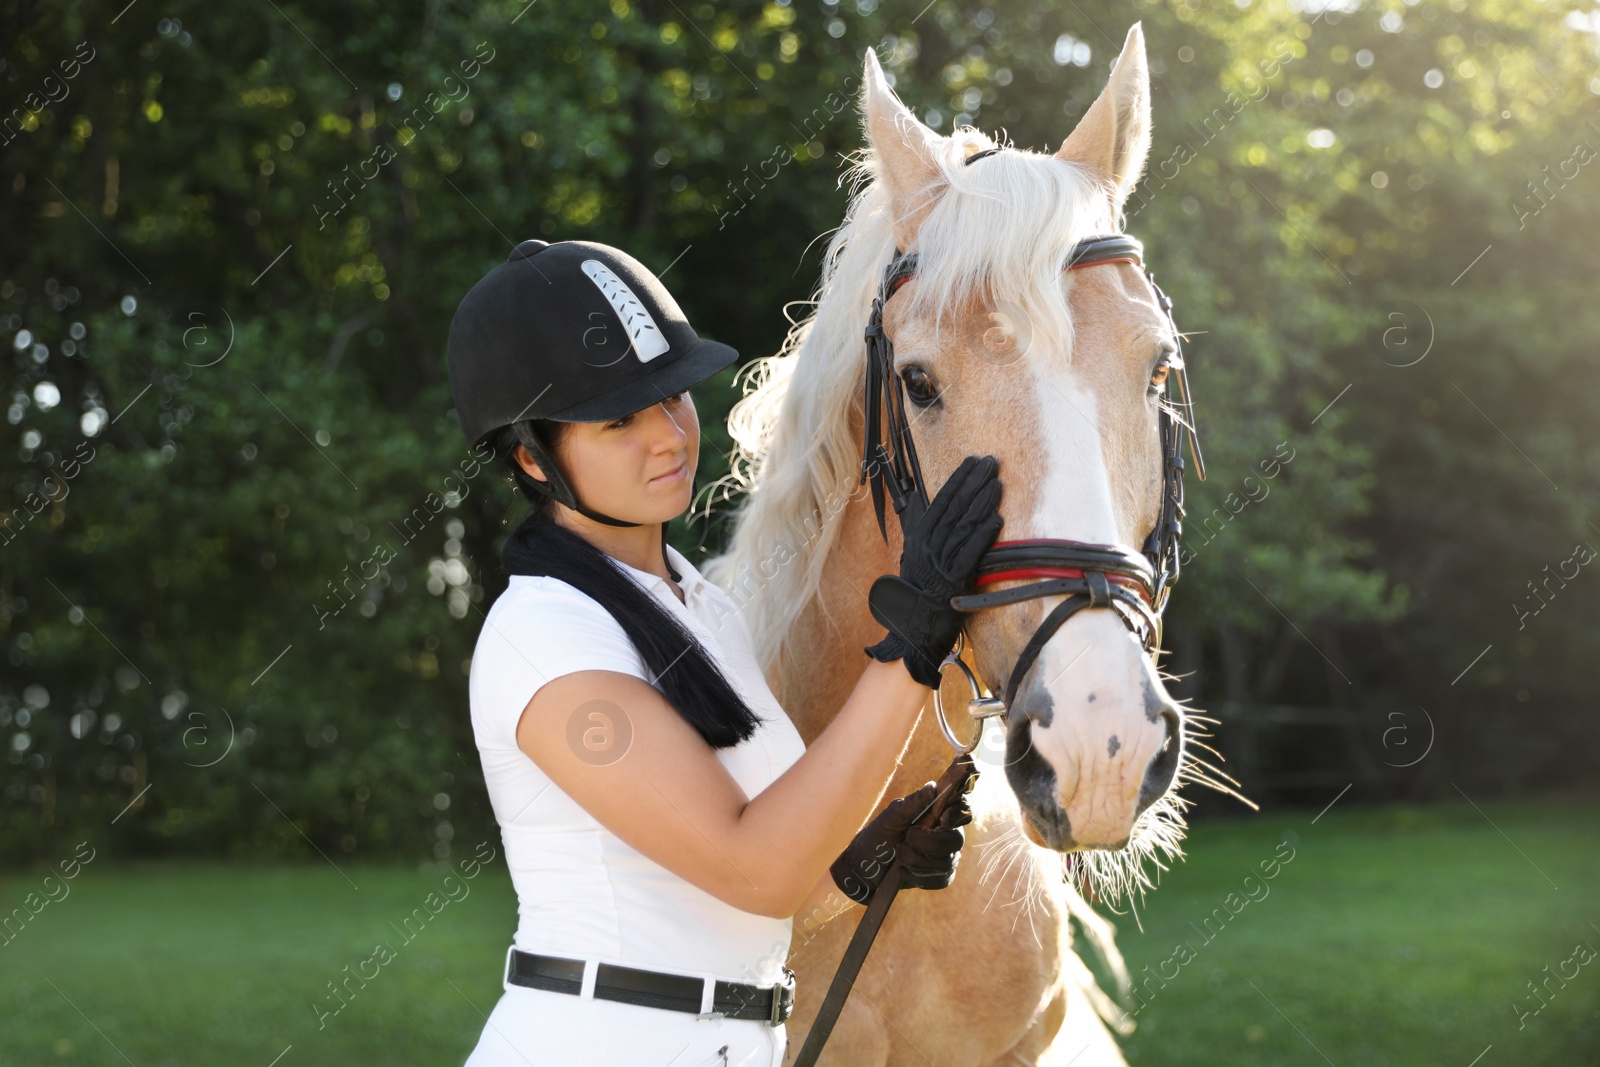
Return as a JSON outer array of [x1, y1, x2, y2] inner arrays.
[[1022, 356, 1168, 845], [1030, 368, 1119, 545]]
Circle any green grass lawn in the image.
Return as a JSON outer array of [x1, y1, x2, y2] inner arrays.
[[1, 798, 1595, 1065], [1112, 797, 1600, 1067]]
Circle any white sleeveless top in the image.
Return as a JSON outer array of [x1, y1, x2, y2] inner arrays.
[[468, 542, 808, 988]]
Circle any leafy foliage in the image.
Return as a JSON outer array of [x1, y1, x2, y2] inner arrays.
[[2, 0, 1595, 860]]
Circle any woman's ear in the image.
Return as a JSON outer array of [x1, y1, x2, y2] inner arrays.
[[515, 444, 549, 484]]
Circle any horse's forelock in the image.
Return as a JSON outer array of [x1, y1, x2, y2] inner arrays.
[[703, 137, 1118, 681], [898, 144, 1115, 356]]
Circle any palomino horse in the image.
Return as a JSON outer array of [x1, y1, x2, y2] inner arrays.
[[705, 23, 1232, 1066]]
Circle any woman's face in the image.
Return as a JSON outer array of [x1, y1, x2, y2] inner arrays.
[[520, 390, 699, 524]]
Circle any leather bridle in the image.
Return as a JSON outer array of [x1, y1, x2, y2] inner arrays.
[[858, 169, 1204, 720], [795, 153, 1210, 1067]]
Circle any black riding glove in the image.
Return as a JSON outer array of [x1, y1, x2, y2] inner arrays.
[[864, 454, 1004, 688], [828, 780, 975, 906]]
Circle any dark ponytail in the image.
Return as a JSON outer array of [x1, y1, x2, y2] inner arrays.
[[490, 421, 762, 749]]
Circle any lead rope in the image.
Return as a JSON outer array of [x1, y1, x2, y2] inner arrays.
[[792, 745, 981, 1067]]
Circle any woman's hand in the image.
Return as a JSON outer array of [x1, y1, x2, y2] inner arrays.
[[828, 779, 974, 905], [864, 454, 1003, 688]]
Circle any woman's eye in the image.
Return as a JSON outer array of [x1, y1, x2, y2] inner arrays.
[[901, 367, 940, 407], [610, 392, 687, 429]]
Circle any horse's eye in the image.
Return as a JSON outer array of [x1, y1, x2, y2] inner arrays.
[[1150, 343, 1178, 393], [901, 366, 940, 407]]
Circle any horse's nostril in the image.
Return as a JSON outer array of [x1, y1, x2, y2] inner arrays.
[[1015, 689, 1056, 730], [1135, 706, 1183, 817]]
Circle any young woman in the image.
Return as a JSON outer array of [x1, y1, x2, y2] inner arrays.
[[447, 239, 1004, 1066]]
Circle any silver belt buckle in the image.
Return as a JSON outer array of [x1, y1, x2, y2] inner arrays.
[[770, 967, 796, 1026]]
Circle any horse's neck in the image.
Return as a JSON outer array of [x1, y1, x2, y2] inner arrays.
[[769, 480, 956, 800]]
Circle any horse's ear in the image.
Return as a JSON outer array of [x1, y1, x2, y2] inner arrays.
[[1055, 23, 1152, 214], [862, 47, 944, 250]]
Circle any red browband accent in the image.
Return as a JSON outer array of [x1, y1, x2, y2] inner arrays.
[[975, 566, 1153, 605], [984, 537, 1131, 552]]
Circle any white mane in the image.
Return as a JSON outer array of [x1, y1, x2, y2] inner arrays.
[[700, 126, 1216, 917], [700, 127, 1114, 682]]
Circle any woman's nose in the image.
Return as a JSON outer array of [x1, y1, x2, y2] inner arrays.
[[652, 400, 691, 443]]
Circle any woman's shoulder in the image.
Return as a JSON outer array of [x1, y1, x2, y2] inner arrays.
[[480, 575, 623, 643], [470, 576, 648, 742], [490, 573, 595, 609]]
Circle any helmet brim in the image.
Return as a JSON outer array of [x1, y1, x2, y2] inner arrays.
[[542, 337, 742, 422]]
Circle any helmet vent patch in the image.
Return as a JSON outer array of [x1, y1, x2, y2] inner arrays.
[[580, 260, 671, 363]]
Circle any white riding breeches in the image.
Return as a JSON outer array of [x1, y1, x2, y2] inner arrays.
[[462, 982, 788, 1067]]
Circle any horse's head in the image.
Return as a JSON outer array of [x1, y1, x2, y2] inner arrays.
[[860, 24, 1194, 863]]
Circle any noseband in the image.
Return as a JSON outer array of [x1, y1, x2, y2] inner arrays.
[[858, 161, 1204, 738]]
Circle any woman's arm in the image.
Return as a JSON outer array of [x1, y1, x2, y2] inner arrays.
[[514, 655, 928, 919], [515, 456, 1001, 919], [791, 871, 859, 934]]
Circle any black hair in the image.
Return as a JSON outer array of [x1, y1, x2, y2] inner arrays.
[[489, 420, 762, 749]]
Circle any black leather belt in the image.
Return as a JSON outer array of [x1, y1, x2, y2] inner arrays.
[[505, 949, 796, 1027]]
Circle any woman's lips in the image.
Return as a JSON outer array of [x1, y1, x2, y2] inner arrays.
[[649, 461, 687, 484]]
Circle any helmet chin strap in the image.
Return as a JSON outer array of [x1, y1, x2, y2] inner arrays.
[[511, 421, 642, 528], [663, 520, 681, 584], [509, 422, 686, 583]]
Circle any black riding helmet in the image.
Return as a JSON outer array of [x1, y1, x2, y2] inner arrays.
[[447, 239, 740, 527]]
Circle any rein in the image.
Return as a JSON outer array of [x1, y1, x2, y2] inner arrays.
[[794, 151, 1204, 1067]]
